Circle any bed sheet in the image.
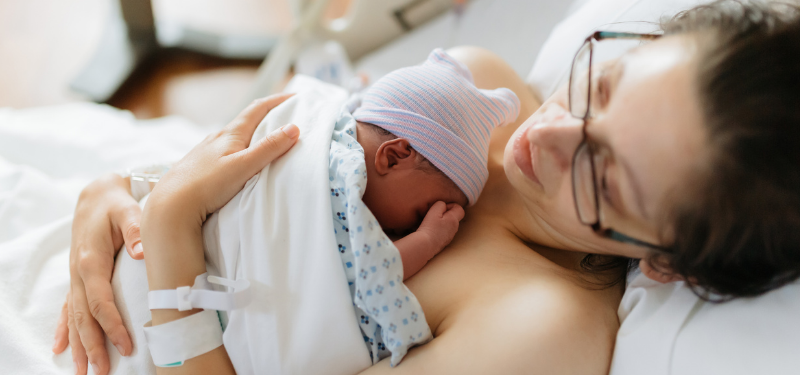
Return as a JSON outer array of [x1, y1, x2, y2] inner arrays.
[[0, 103, 207, 374]]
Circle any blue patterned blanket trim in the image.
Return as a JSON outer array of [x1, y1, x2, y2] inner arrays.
[[328, 96, 433, 366]]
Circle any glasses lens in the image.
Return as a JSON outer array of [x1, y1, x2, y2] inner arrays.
[[572, 142, 598, 224], [569, 41, 591, 119]]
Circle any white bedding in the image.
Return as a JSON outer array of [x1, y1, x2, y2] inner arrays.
[[0, 104, 206, 374]]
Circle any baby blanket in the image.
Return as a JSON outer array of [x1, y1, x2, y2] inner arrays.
[[329, 96, 432, 366], [202, 75, 373, 375], [103, 76, 377, 375]]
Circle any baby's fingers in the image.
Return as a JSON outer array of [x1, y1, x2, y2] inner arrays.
[[443, 204, 466, 221], [426, 201, 449, 217]]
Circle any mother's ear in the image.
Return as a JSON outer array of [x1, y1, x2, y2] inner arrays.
[[374, 138, 417, 175], [639, 258, 683, 284]]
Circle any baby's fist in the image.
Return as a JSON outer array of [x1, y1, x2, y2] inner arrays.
[[418, 201, 465, 249]]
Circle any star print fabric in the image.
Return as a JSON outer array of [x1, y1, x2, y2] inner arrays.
[[329, 96, 433, 366]]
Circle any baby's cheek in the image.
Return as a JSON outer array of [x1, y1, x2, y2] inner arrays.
[[374, 206, 415, 232]]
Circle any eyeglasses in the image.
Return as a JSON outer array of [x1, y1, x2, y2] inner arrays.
[[568, 31, 667, 251]]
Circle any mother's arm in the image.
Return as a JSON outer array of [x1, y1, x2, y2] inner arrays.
[[140, 94, 299, 375]]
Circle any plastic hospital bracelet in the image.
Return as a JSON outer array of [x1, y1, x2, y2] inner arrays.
[[143, 310, 224, 367], [143, 273, 251, 367]]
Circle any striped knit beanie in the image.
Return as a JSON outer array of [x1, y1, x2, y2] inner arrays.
[[353, 49, 520, 205]]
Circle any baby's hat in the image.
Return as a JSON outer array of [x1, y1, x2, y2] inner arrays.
[[353, 48, 520, 205]]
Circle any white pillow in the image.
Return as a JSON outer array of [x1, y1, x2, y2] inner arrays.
[[526, 0, 711, 101], [612, 273, 800, 375]]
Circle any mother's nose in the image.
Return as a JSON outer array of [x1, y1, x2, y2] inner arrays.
[[527, 105, 586, 171]]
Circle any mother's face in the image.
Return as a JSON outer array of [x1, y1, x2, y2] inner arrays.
[[504, 35, 707, 259]]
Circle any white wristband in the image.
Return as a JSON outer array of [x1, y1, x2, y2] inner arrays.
[[143, 310, 223, 367], [148, 273, 251, 311]]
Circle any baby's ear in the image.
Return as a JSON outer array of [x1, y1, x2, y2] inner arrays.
[[639, 258, 683, 284], [375, 138, 415, 174]]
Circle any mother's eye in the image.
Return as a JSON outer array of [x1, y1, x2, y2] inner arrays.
[[597, 68, 612, 110], [595, 151, 615, 208]]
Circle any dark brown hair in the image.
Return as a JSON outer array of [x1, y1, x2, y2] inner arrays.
[[652, 0, 800, 299]]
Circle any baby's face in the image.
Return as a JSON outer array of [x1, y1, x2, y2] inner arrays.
[[362, 170, 468, 235]]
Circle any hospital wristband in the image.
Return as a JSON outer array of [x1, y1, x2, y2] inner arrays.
[[142, 309, 224, 367], [143, 273, 251, 366]]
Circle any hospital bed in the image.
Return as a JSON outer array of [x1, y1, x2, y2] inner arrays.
[[2, 0, 799, 374]]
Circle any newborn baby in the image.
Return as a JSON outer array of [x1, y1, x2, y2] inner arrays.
[[346, 49, 520, 281], [329, 49, 519, 364]]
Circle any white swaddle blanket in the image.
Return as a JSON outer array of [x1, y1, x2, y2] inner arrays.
[[112, 76, 404, 375], [204, 75, 376, 374], [113, 76, 438, 374]]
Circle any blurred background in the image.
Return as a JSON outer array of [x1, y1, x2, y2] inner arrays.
[[0, 0, 357, 126], [0, 0, 573, 128]]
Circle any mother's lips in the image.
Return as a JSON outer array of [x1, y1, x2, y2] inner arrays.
[[513, 124, 542, 186]]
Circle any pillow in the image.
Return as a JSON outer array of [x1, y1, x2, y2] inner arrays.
[[526, 0, 711, 101], [612, 272, 800, 375]]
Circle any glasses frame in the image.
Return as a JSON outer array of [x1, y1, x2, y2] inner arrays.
[[568, 31, 667, 251]]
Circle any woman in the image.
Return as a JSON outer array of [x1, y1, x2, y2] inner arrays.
[[54, 1, 800, 374]]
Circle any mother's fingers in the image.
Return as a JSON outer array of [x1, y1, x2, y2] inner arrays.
[[68, 295, 88, 375], [53, 295, 70, 354], [113, 202, 143, 260], [237, 124, 301, 178], [77, 247, 132, 356], [225, 93, 295, 144], [83, 272, 132, 356], [72, 284, 111, 375], [71, 267, 112, 375]]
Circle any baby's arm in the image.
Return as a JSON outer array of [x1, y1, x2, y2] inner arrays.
[[394, 201, 465, 280]]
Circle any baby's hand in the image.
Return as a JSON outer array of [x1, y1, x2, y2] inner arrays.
[[418, 201, 466, 250]]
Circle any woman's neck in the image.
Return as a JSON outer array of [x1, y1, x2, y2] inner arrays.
[[467, 160, 588, 271]]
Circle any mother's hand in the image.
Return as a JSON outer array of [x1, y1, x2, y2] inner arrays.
[[53, 173, 145, 375], [140, 94, 299, 375], [55, 93, 298, 375], [147, 93, 299, 225]]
